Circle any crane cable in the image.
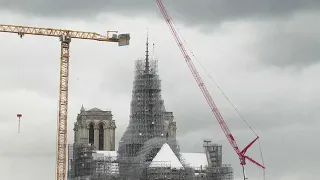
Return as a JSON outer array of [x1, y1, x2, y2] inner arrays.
[[175, 25, 266, 179]]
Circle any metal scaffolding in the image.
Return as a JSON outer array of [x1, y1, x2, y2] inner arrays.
[[67, 37, 234, 180], [68, 143, 96, 179], [203, 140, 223, 167], [117, 36, 179, 179], [68, 144, 120, 180], [142, 167, 195, 180], [202, 140, 233, 180], [67, 142, 234, 180]]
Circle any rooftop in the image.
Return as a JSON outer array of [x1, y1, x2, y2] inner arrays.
[[149, 143, 184, 169]]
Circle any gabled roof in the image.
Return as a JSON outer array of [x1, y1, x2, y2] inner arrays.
[[149, 143, 184, 169], [88, 107, 103, 111]]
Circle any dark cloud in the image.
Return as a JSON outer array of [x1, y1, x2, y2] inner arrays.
[[1, 1, 320, 68], [252, 13, 320, 68], [0, 0, 320, 25], [259, 31, 320, 67]]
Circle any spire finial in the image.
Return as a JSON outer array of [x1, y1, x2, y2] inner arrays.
[[81, 104, 85, 112], [145, 28, 150, 73]]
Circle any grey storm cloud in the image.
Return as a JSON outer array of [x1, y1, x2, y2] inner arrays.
[[251, 13, 320, 68], [0, 0, 320, 24], [257, 31, 320, 68], [1, 0, 320, 68]]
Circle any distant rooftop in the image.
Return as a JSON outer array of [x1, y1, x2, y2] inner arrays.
[[95, 150, 208, 169], [149, 143, 184, 169], [88, 107, 104, 111], [80, 105, 112, 112], [77, 105, 113, 119]]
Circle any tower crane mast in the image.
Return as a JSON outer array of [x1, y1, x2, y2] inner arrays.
[[0, 24, 130, 180], [156, 0, 265, 177]]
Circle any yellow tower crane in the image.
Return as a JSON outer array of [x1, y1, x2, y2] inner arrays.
[[0, 24, 130, 180]]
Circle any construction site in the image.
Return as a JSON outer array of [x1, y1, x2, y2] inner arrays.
[[67, 36, 234, 179], [0, 0, 266, 180]]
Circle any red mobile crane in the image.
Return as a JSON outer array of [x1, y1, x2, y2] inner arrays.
[[156, 0, 265, 179]]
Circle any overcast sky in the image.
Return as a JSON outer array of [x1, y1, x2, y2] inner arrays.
[[0, 0, 319, 180]]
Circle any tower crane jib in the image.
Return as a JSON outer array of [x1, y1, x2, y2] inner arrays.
[[0, 24, 130, 180]]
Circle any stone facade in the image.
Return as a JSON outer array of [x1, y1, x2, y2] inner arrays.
[[164, 112, 177, 139], [73, 105, 116, 151]]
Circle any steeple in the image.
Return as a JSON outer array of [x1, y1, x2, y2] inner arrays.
[[145, 30, 150, 74], [80, 104, 85, 112]]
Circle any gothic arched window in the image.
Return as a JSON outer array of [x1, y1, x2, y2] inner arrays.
[[99, 124, 104, 150], [89, 124, 94, 145]]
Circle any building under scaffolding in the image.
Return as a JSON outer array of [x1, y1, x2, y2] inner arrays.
[[68, 144, 96, 179], [117, 36, 179, 179], [68, 140, 233, 180], [201, 140, 233, 180], [67, 37, 233, 180]]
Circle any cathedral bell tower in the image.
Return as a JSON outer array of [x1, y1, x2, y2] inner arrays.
[[73, 105, 116, 151]]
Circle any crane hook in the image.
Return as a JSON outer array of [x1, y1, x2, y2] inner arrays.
[[18, 32, 24, 38], [242, 165, 248, 180]]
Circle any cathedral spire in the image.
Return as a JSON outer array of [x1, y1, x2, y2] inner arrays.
[[145, 29, 150, 74], [80, 104, 85, 112]]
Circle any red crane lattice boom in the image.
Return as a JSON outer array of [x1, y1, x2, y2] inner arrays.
[[156, 0, 265, 170]]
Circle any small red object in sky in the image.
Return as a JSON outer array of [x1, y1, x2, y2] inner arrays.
[[17, 114, 22, 133]]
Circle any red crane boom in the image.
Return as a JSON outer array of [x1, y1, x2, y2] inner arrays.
[[156, 0, 265, 170]]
